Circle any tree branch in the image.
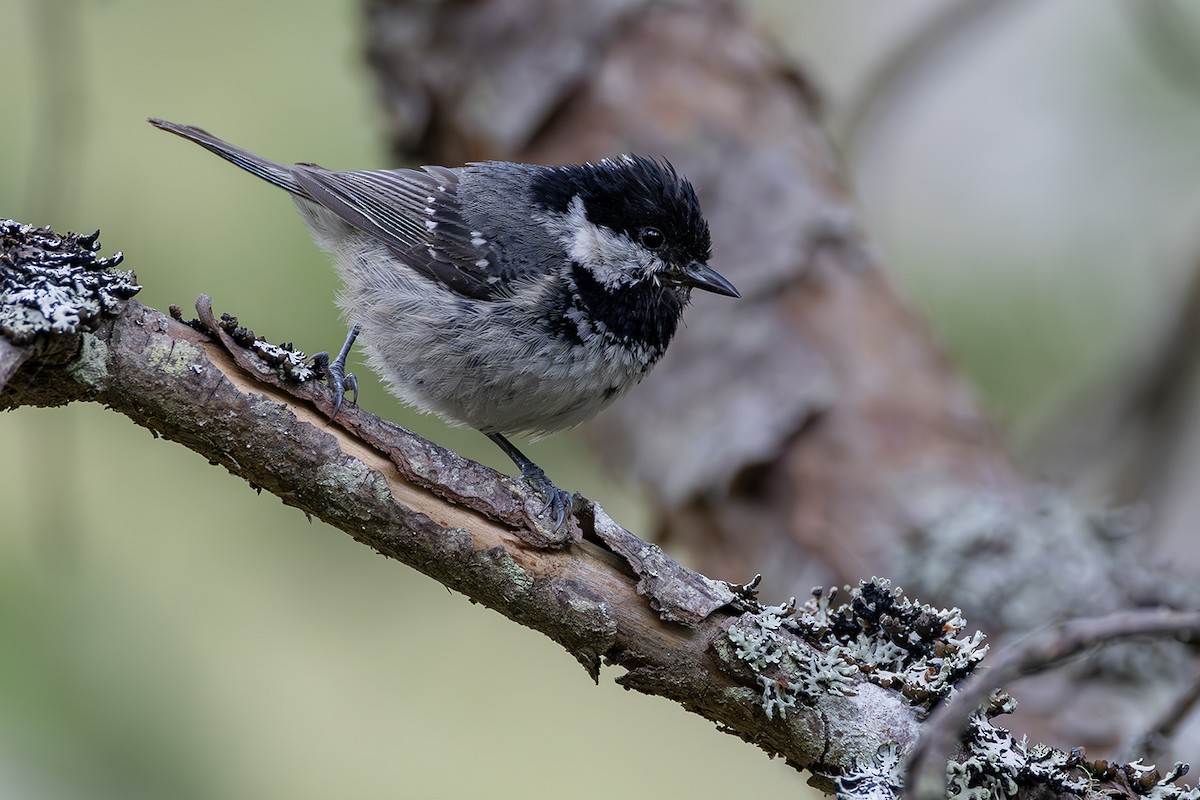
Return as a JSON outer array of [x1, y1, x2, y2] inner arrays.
[[1, 288, 905, 787], [9, 219, 1198, 798], [0, 219, 924, 784]]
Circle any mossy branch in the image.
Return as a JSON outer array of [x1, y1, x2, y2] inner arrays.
[[3, 219, 1198, 799]]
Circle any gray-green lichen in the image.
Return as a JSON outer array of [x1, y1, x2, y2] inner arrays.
[[0, 220, 136, 345], [724, 579, 989, 723], [942, 714, 1200, 800], [836, 744, 904, 800], [145, 337, 206, 378], [65, 333, 110, 390], [315, 460, 374, 491], [728, 610, 857, 719]]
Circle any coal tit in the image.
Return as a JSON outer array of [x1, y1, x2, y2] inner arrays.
[[149, 118, 739, 527]]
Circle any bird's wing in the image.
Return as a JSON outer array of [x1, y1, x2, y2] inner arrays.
[[289, 165, 505, 300]]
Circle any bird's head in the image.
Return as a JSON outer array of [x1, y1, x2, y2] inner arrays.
[[532, 156, 739, 299]]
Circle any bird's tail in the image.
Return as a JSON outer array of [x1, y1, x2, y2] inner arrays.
[[148, 118, 309, 198]]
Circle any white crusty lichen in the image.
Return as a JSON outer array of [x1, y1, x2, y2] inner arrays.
[[724, 579, 988, 721], [199, 309, 321, 384], [947, 718, 1026, 799], [248, 339, 320, 383], [1135, 762, 1200, 800], [943, 714, 1200, 799], [792, 579, 989, 708], [836, 744, 904, 800], [727, 601, 858, 720], [0, 220, 136, 345]]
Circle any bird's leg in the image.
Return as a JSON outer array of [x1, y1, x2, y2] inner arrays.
[[485, 432, 571, 529], [311, 324, 361, 420]]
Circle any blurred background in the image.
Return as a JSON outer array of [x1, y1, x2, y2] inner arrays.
[[4, 0, 1200, 797]]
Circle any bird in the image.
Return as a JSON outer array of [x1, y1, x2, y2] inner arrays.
[[148, 117, 739, 528]]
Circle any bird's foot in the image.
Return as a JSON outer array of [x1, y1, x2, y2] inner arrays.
[[519, 462, 573, 531], [484, 431, 574, 533], [311, 324, 361, 420]]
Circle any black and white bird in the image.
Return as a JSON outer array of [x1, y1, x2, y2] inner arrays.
[[149, 118, 739, 526]]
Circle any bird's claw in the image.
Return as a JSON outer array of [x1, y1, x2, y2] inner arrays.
[[521, 463, 571, 530], [312, 324, 362, 421], [483, 431, 573, 532], [329, 367, 358, 420]]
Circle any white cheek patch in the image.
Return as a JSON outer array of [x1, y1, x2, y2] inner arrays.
[[560, 196, 656, 288], [560, 196, 598, 264], [563, 201, 597, 263]]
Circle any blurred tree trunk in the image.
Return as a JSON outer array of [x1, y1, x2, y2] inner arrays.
[[360, 0, 1200, 759], [361, 0, 1022, 594], [1034, 248, 1200, 566]]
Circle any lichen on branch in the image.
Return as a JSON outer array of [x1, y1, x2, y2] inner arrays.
[[3, 217, 1199, 799]]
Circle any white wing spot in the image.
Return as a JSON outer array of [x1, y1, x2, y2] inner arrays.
[[475, 259, 489, 268], [426, 196, 436, 204], [425, 220, 438, 230]]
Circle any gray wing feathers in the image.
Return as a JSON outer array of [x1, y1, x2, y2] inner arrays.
[[150, 117, 506, 299], [291, 167, 440, 250], [292, 166, 503, 299]]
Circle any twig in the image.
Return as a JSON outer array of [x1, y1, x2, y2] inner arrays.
[[907, 609, 1200, 800], [1131, 664, 1200, 765]]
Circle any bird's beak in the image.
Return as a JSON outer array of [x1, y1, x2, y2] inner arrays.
[[678, 262, 740, 298]]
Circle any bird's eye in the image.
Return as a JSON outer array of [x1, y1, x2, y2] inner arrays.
[[639, 226, 665, 250]]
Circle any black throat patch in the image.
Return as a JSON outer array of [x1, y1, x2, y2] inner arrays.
[[568, 262, 685, 359]]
